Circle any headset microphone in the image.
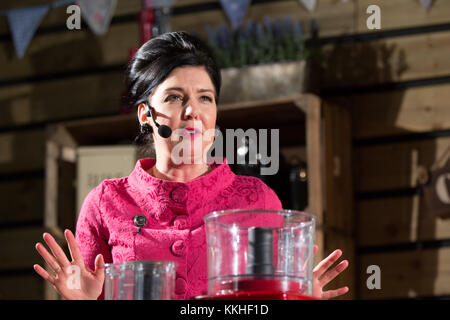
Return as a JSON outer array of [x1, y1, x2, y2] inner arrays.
[[146, 104, 172, 138]]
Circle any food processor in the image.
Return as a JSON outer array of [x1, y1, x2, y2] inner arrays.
[[197, 209, 316, 300]]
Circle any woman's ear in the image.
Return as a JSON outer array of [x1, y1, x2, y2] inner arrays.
[[138, 103, 150, 125]]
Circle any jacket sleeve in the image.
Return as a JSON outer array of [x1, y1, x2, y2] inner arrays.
[[262, 183, 283, 210], [75, 183, 112, 299]]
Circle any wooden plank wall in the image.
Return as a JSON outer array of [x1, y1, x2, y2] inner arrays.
[[0, 0, 449, 299], [321, 0, 450, 300]]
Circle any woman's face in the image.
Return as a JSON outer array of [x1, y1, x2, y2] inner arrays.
[[138, 66, 217, 164]]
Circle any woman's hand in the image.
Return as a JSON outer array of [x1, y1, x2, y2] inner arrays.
[[34, 229, 105, 300], [312, 245, 349, 299]]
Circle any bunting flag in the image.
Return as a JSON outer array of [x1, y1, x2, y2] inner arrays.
[[419, 0, 434, 11], [0, 0, 75, 59], [6, 5, 50, 58], [299, 0, 317, 12], [220, 0, 252, 30], [77, 0, 118, 36], [0, 0, 177, 59]]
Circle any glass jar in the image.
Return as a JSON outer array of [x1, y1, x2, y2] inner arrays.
[[204, 209, 315, 297], [104, 260, 177, 300]]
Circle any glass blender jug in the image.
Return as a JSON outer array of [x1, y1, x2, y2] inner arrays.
[[204, 209, 316, 299], [104, 260, 177, 300]]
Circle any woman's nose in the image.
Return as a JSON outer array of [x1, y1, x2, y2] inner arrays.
[[184, 104, 200, 120]]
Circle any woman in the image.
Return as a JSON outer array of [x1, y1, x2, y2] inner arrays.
[[34, 32, 349, 300]]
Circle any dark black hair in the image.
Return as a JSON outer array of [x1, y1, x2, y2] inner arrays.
[[125, 31, 221, 154], [126, 31, 221, 106]]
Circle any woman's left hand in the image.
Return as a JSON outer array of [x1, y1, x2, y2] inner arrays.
[[312, 245, 349, 299]]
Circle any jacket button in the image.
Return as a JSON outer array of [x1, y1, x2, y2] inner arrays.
[[133, 214, 147, 228], [172, 215, 189, 230], [170, 185, 188, 204], [171, 239, 186, 256], [175, 277, 187, 295]]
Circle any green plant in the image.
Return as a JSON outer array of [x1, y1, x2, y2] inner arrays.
[[206, 16, 309, 69]]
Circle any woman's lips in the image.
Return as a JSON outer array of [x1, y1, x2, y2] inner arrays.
[[182, 127, 202, 138]]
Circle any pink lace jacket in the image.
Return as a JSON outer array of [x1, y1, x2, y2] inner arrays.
[[75, 158, 282, 299]]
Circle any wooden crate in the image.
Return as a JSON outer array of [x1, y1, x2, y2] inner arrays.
[[43, 94, 354, 299], [358, 247, 450, 299]]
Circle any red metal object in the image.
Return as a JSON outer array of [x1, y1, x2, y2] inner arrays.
[[139, 9, 155, 44], [196, 291, 317, 300], [195, 278, 318, 300], [120, 5, 155, 114]]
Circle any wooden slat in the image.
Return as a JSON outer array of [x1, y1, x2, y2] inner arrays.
[[0, 129, 45, 174], [0, 73, 124, 184], [358, 247, 450, 299], [174, 0, 217, 6], [172, 0, 355, 39], [0, 178, 44, 225], [357, 0, 450, 33], [354, 137, 450, 192], [0, 0, 355, 36], [0, 0, 53, 11], [342, 84, 450, 140], [0, 0, 211, 34], [316, 31, 450, 90], [324, 101, 354, 234], [295, 95, 323, 224], [247, 0, 355, 37], [0, 22, 139, 81], [325, 230, 355, 300], [0, 227, 44, 271], [0, 273, 44, 299], [0, 71, 124, 128], [0, 1, 141, 34], [357, 196, 450, 247], [322, 101, 355, 300]]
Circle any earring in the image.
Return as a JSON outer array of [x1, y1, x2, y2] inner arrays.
[[140, 123, 152, 134]]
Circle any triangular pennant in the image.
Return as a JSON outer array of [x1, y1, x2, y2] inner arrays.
[[7, 4, 49, 58], [77, 0, 117, 36], [220, 0, 251, 30], [299, 0, 317, 12], [419, 0, 434, 11]]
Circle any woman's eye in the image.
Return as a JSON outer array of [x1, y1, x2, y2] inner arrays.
[[165, 95, 181, 102], [201, 96, 213, 102]]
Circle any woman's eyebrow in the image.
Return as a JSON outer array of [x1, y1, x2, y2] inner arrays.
[[164, 87, 214, 94], [164, 87, 184, 93], [197, 88, 215, 94]]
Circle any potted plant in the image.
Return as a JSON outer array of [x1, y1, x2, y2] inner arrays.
[[206, 17, 310, 104]]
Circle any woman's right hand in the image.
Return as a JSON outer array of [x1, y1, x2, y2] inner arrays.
[[34, 229, 105, 300]]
